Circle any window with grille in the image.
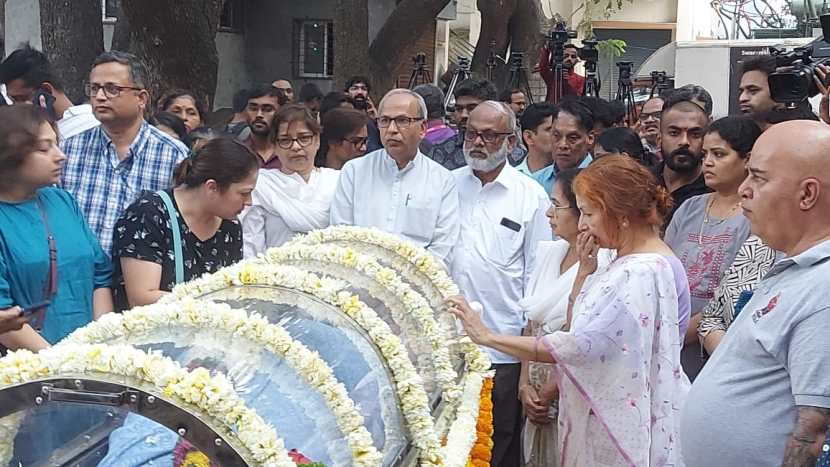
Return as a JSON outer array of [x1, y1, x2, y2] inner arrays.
[[220, 0, 244, 32], [102, 0, 118, 21], [294, 20, 334, 79]]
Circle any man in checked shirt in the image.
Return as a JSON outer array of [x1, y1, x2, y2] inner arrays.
[[60, 51, 188, 255]]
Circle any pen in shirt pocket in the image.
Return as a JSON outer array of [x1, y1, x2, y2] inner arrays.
[[405, 194, 412, 206]]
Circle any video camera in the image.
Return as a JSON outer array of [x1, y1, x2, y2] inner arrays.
[[579, 40, 599, 63], [768, 13, 830, 105], [546, 20, 577, 48]]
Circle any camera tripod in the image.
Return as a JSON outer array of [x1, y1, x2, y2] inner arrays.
[[581, 40, 600, 98], [444, 57, 471, 114], [545, 20, 577, 104], [486, 40, 501, 82], [649, 71, 670, 99], [407, 53, 433, 89], [615, 61, 639, 125], [507, 51, 534, 104]]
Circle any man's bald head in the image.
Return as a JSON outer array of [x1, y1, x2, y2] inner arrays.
[[740, 120, 830, 255]]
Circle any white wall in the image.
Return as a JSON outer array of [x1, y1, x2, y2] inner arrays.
[[674, 43, 729, 116], [5, 0, 42, 53]]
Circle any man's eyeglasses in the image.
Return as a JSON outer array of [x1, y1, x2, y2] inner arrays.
[[348, 85, 369, 92], [639, 111, 661, 121], [463, 129, 514, 144], [84, 82, 143, 98], [343, 136, 368, 147], [276, 135, 315, 149], [377, 116, 423, 129]]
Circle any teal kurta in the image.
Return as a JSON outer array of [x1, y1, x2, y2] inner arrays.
[[0, 187, 111, 344]]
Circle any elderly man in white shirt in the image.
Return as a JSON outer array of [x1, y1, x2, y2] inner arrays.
[[330, 88, 460, 265], [452, 101, 550, 467]]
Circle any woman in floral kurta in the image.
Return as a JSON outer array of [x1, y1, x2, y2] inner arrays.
[[449, 156, 690, 466]]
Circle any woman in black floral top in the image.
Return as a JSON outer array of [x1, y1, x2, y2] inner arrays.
[[112, 138, 259, 311]]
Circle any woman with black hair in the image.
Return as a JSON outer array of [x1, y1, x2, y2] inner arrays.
[[664, 115, 762, 379], [112, 137, 259, 311], [151, 111, 191, 147], [158, 89, 206, 133], [315, 107, 369, 169], [595, 126, 657, 167]]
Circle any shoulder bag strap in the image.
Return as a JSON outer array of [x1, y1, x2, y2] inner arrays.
[[156, 190, 184, 285], [34, 195, 58, 299]]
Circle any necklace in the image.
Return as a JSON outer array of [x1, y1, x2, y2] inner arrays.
[[698, 195, 741, 245]]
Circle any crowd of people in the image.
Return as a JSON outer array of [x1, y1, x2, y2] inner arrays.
[[0, 40, 828, 467]]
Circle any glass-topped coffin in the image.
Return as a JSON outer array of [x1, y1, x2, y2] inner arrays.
[[1, 379, 249, 467], [0, 288, 409, 467]]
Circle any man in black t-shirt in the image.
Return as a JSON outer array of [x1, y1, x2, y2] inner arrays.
[[653, 85, 713, 224]]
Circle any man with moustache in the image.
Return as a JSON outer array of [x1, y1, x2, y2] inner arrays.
[[428, 78, 498, 170], [345, 75, 382, 152], [681, 121, 830, 467], [654, 87, 713, 224], [240, 84, 287, 170], [451, 101, 550, 467], [737, 55, 780, 128], [637, 96, 664, 158], [330, 89, 460, 266], [61, 51, 188, 254], [532, 98, 594, 195]]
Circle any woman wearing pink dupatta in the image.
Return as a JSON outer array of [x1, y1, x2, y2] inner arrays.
[[449, 156, 690, 467]]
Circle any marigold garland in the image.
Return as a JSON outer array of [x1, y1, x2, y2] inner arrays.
[[467, 377, 494, 467]]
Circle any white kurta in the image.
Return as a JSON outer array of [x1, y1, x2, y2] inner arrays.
[[330, 149, 460, 266], [451, 164, 551, 364], [242, 167, 340, 258]]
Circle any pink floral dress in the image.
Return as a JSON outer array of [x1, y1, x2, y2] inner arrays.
[[542, 254, 689, 466]]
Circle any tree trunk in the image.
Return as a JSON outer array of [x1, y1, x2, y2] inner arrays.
[[118, 0, 223, 109], [39, 0, 104, 103], [509, 0, 542, 66], [471, 0, 516, 79], [111, 0, 131, 52], [367, 0, 450, 93], [334, 0, 369, 92]]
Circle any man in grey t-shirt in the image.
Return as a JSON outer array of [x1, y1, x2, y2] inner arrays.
[[681, 121, 830, 466]]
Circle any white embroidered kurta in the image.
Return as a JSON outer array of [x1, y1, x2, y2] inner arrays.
[[542, 253, 689, 467], [241, 167, 340, 258]]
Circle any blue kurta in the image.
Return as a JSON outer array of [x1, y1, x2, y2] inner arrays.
[[0, 187, 111, 344]]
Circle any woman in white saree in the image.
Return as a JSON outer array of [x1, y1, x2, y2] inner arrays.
[[242, 104, 340, 257], [450, 156, 690, 467]]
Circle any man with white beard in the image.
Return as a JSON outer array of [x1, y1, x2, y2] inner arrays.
[[451, 101, 551, 467]]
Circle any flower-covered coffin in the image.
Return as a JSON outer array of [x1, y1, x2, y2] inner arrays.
[[0, 227, 493, 467]]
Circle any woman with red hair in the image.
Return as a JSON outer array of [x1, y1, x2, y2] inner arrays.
[[450, 155, 691, 466]]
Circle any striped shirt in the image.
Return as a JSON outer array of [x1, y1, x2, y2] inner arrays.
[[60, 121, 188, 255]]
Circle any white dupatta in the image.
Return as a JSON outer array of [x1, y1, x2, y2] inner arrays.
[[542, 253, 689, 467]]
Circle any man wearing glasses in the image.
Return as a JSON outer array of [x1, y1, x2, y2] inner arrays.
[[61, 51, 188, 256], [451, 101, 550, 467], [637, 96, 664, 159], [330, 89, 460, 266]]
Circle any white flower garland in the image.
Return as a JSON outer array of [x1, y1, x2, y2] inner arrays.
[[0, 343, 295, 467], [0, 412, 22, 465], [261, 244, 461, 404], [63, 298, 382, 467], [443, 372, 486, 467], [288, 226, 459, 304], [165, 262, 446, 466]]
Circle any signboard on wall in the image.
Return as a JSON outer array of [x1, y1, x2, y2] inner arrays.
[[727, 46, 771, 115]]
